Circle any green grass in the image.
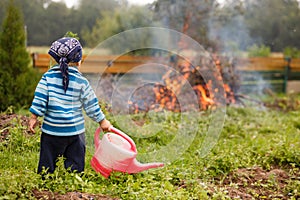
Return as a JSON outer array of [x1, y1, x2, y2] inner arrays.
[[0, 106, 299, 199]]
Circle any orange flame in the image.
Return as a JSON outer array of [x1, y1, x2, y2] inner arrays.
[[128, 55, 236, 113]]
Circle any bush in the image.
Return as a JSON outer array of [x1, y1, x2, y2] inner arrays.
[[283, 46, 300, 59], [247, 44, 271, 57]]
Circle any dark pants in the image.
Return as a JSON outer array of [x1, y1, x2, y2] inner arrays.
[[38, 132, 86, 174]]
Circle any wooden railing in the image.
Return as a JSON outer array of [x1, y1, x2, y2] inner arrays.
[[31, 53, 167, 74], [236, 57, 300, 71], [31, 53, 300, 93], [31, 53, 300, 73]]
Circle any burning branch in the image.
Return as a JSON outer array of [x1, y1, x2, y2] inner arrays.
[[128, 54, 240, 113]]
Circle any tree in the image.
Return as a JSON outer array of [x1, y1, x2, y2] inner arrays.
[[151, 0, 219, 49], [43, 1, 72, 43], [208, 0, 250, 53], [244, 0, 300, 51], [0, 0, 40, 111], [77, 0, 122, 45], [82, 5, 154, 49], [0, 0, 9, 29], [0, 0, 124, 46], [13, 0, 49, 45]]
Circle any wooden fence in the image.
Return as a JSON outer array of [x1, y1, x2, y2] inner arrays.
[[235, 57, 300, 93], [31, 53, 300, 93], [31, 53, 167, 74], [31, 53, 300, 72]]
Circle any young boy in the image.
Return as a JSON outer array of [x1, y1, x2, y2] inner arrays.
[[29, 37, 111, 174]]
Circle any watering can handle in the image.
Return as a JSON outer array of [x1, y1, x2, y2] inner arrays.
[[94, 127, 101, 149], [108, 126, 137, 152], [94, 126, 137, 152]]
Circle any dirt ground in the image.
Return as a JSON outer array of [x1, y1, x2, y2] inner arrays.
[[32, 190, 120, 200], [31, 166, 299, 200], [1, 113, 299, 199], [0, 113, 33, 141], [212, 166, 299, 199]]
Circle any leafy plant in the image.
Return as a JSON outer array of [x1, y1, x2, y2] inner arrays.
[[283, 46, 300, 59], [1, 105, 300, 199], [247, 44, 271, 57], [64, 31, 80, 40]]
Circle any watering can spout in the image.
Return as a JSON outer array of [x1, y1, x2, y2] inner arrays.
[[127, 159, 164, 174]]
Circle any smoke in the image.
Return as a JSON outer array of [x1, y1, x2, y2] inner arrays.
[[208, 3, 272, 96], [209, 15, 254, 54], [82, 27, 227, 163]]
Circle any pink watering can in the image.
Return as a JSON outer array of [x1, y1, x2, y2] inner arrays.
[[91, 126, 164, 178]]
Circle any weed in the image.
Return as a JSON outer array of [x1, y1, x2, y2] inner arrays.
[[0, 106, 300, 199]]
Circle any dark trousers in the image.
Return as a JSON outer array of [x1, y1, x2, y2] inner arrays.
[[38, 132, 86, 174]]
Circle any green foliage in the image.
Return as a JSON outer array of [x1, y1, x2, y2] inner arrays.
[[0, 0, 41, 111], [0, 115, 40, 199], [0, 0, 29, 75], [64, 31, 80, 40], [247, 44, 271, 57], [283, 46, 300, 59], [0, 0, 300, 52], [1, 105, 300, 199], [7, 0, 122, 46], [82, 5, 154, 49], [244, 0, 300, 51]]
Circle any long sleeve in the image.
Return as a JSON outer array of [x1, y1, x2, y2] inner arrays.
[[81, 83, 105, 122], [30, 75, 48, 117]]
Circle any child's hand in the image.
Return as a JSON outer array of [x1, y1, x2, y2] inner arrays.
[[29, 114, 38, 133], [99, 119, 112, 132]]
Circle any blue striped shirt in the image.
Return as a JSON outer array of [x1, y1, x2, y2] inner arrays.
[[30, 65, 105, 136]]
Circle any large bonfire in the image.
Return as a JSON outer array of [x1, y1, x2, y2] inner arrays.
[[126, 53, 237, 114]]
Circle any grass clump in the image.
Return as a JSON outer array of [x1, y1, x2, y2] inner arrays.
[[0, 105, 299, 199]]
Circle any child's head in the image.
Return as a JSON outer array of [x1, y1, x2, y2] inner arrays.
[[48, 37, 82, 92], [48, 37, 82, 64]]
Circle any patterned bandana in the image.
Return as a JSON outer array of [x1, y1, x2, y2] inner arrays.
[[48, 37, 82, 93]]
